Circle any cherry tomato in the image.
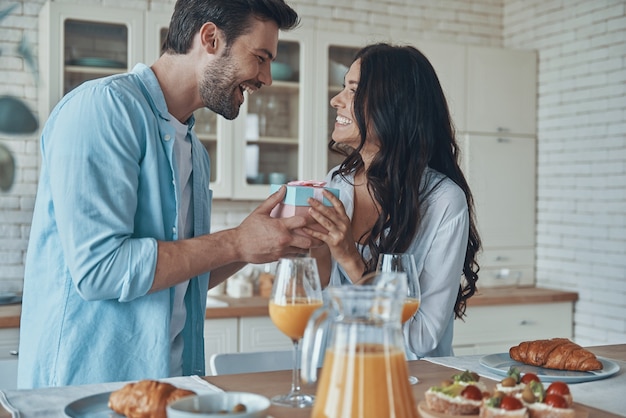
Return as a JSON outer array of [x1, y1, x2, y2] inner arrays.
[[461, 385, 482, 401], [544, 393, 569, 409], [546, 381, 570, 396], [499, 395, 524, 410], [521, 372, 540, 385]]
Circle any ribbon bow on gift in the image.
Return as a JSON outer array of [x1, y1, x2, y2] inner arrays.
[[287, 180, 327, 187]]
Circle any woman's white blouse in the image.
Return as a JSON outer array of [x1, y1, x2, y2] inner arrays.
[[325, 167, 469, 358]]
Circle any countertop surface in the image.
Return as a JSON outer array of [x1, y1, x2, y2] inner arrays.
[[0, 286, 578, 329]]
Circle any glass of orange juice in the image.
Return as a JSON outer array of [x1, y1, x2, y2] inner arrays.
[[268, 256, 323, 408], [377, 253, 421, 384]]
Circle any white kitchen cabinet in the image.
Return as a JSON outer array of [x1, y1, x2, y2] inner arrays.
[[458, 134, 536, 287], [203, 316, 291, 376], [460, 46, 538, 287], [466, 46, 537, 136], [239, 316, 291, 352], [203, 318, 238, 375], [453, 302, 573, 356], [415, 41, 467, 133], [0, 328, 19, 390]]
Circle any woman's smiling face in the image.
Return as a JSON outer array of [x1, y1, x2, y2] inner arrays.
[[329, 59, 379, 161], [329, 60, 361, 148]]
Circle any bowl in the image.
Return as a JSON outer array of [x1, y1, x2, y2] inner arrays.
[[270, 62, 293, 81], [329, 60, 349, 85], [166, 392, 270, 418]]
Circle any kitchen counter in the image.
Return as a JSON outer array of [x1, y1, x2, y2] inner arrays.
[[0, 286, 578, 329]]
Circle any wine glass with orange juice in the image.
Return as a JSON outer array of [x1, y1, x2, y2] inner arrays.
[[377, 253, 421, 384], [268, 256, 323, 408]]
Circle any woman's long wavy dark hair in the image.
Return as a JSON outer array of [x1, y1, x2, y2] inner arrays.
[[330, 43, 481, 319]]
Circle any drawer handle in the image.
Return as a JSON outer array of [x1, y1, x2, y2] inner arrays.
[[519, 320, 535, 326], [9, 350, 18, 356], [495, 269, 522, 280]]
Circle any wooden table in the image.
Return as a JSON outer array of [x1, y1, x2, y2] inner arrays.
[[202, 344, 625, 418], [0, 345, 622, 418]]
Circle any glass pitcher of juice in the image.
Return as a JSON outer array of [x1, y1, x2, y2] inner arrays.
[[301, 272, 418, 418]]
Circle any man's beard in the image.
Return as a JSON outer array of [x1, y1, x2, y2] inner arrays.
[[199, 52, 241, 120]]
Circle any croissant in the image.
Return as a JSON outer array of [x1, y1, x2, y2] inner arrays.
[[108, 379, 196, 418], [509, 338, 603, 371]]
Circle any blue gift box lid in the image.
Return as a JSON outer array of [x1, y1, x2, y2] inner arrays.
[[270, 183, 340, 206]]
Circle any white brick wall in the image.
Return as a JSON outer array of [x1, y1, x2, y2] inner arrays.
[[2, 0, 624, 346], [504, 0, 626, 346]]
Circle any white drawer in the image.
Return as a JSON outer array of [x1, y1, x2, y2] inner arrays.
[[239, 316, 291, 352], [479, 266, 534, 287], [453, 302, 573, 346], [0, 358, 18, 390], [0, 328, 19, 361], [454, 341, 529, 356], [478, 248, 535, 268]]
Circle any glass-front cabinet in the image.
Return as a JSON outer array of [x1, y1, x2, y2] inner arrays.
[[62, 20, 128, 95], [38, 2, 143, 122], [231, 30, 315, 200], [39, 1, 358, 200]]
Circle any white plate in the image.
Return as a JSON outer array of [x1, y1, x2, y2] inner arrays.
[[64, 392, 123, 418], [479, 353, 620, 383]]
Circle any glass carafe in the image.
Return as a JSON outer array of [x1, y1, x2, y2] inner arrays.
[[301, 273, 418, 418]]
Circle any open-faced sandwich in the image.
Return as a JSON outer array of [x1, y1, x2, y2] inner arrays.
[[424, 370, 488, 415], [495, 367, 542, 397], [480, 393, 529, 417], [518, 380, 575, 418]]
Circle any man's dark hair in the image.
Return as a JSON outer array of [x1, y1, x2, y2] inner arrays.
[[162, 0, 300, 54]]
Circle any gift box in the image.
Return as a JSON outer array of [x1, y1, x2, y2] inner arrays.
[[270, 181, 340, 231]]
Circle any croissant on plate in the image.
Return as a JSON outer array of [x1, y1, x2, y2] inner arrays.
[[108, 379, 196, 418], [509, 338, 603, 371]]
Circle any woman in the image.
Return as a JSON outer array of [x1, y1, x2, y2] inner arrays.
[[305, 43, 481, 358]]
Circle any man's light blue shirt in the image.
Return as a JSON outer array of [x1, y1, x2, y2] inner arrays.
[[18, 64, 212, 388]]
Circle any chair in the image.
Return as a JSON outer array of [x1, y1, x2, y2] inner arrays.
[[209, 350, 295, 375]]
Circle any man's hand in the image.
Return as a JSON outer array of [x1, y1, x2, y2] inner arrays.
[[234, 186, 314, 264]]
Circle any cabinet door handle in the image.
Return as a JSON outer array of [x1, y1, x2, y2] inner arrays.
[[497, 137, 511, 143], [519, 320, 535, 326], [497, 127, 511, 133], [9, 350, 18, 356]]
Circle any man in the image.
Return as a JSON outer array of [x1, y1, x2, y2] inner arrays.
[[18, 0, 306, 388]]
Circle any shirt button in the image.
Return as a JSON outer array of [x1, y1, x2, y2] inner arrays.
[[172, 227, 176, 234], [164, 134, 171, 141]]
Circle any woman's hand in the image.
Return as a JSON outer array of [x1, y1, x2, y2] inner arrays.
[[303, 190, 365, 281]]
